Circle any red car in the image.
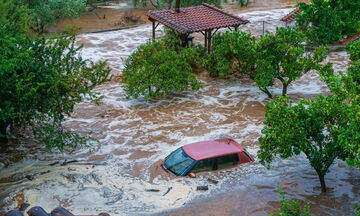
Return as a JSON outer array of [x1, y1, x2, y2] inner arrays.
[[163, 139, 254, 176]]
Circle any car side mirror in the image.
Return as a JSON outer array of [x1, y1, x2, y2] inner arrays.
[[189, 172, 196, 178]]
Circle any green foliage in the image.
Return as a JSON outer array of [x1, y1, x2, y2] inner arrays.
[[255, 27, 327, 97], [16, 0, 87, 32], [207, 28, 327, 98], [346, 39, 360, 62], [0, 0, 111, 150], [258, 94, 349, 192], [258, 42, 360, 192], [296, 0, 360, 45], [270, 186, 310, 216], [162, 27, 184, 52], [122, 40, 202, 100], [356, 204, 360, 216]]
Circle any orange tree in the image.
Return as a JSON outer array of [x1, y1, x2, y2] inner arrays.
[[258, 41, 360, 192]]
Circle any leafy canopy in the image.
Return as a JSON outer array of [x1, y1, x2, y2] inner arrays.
[[0, 0, 111, 150], [122, 39, 202, 100], [206, 28, 327, 98], [16, 0, 87, 32], [296, 0, 360, 45], [258, 41, 360, 192]]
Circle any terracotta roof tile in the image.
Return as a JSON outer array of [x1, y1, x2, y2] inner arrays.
[[147, 3, 249, 34], [280, 7, 300, 24]]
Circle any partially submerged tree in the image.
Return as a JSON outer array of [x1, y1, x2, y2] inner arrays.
[[122, 40, 202, 100], [0, 0, 111, 149], [258, 95, 349, 192], [254, 28, 327, 98], [207, 28, 327, 98], [258, 41, 360, 192]]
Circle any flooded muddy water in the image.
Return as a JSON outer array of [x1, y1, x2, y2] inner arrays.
[[1, 0, 359, 215]]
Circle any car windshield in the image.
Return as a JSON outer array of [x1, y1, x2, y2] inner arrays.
[[164, 147, 196, 176]]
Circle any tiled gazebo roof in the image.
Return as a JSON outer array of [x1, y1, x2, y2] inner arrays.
[[147, 3, 249, 34], [280, 7, 300, 24]]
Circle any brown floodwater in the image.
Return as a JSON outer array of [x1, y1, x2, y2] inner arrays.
[[0, 0, 359, 215]]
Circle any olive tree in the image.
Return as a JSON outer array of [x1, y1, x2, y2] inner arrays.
[[0, 1, 111, 149]]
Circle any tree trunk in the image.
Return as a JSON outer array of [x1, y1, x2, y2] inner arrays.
[[0, 120, 9, 143], [316, 169, 327, 192], [282, 83, 288, 96], [260, 87, 273, 99]]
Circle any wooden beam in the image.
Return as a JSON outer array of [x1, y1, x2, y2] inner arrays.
[[152, 20, 156, 40], [204, 30, 208, 48], [207, 30, 212, 54]]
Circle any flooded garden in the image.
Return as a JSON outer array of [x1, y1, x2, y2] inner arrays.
[[1, 0, 359, 215]]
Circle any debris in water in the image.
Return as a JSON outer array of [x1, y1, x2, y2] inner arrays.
[[91, 173, 103, 185], [163, 187, 173, 196], [196, 186, 209, 191], [61, 160, 78, 166], [145, 189, 160, 192], [207, 178, 219, 184], [49, 161, 59, 166], [25, 175, 34, 181]]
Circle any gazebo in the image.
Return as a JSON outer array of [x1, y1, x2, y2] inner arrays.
[[146, 0, 249, 53], [280, 7, 300, 27]]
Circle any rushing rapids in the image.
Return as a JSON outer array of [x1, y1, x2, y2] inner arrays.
[[1, 1, 359, 215]]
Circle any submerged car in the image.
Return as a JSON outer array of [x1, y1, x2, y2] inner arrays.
[[163, 139, 254, 177]]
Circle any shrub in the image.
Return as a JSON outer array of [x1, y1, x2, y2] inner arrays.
[[122, 41, 202, 100]]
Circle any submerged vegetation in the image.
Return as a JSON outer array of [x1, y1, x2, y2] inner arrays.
[[270, 186, 310, 216]]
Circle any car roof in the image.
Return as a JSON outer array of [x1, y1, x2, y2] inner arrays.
[[182, 139, 244, 160]]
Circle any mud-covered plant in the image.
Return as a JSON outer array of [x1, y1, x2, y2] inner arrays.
[[270, 186, 310, 216], [122, 40, 202, 100]]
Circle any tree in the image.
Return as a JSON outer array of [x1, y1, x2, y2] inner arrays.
[[254, 27, 327, 98], [0, 0, 111, 149], [269, 186, 310, 216], [258, 41, 360, 192], [122, 40, 202, 100], [296, 0, 360, 45], [206, 28, 327, 98], [258, 95, 349, 192], [16, 0, 87, 32]]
